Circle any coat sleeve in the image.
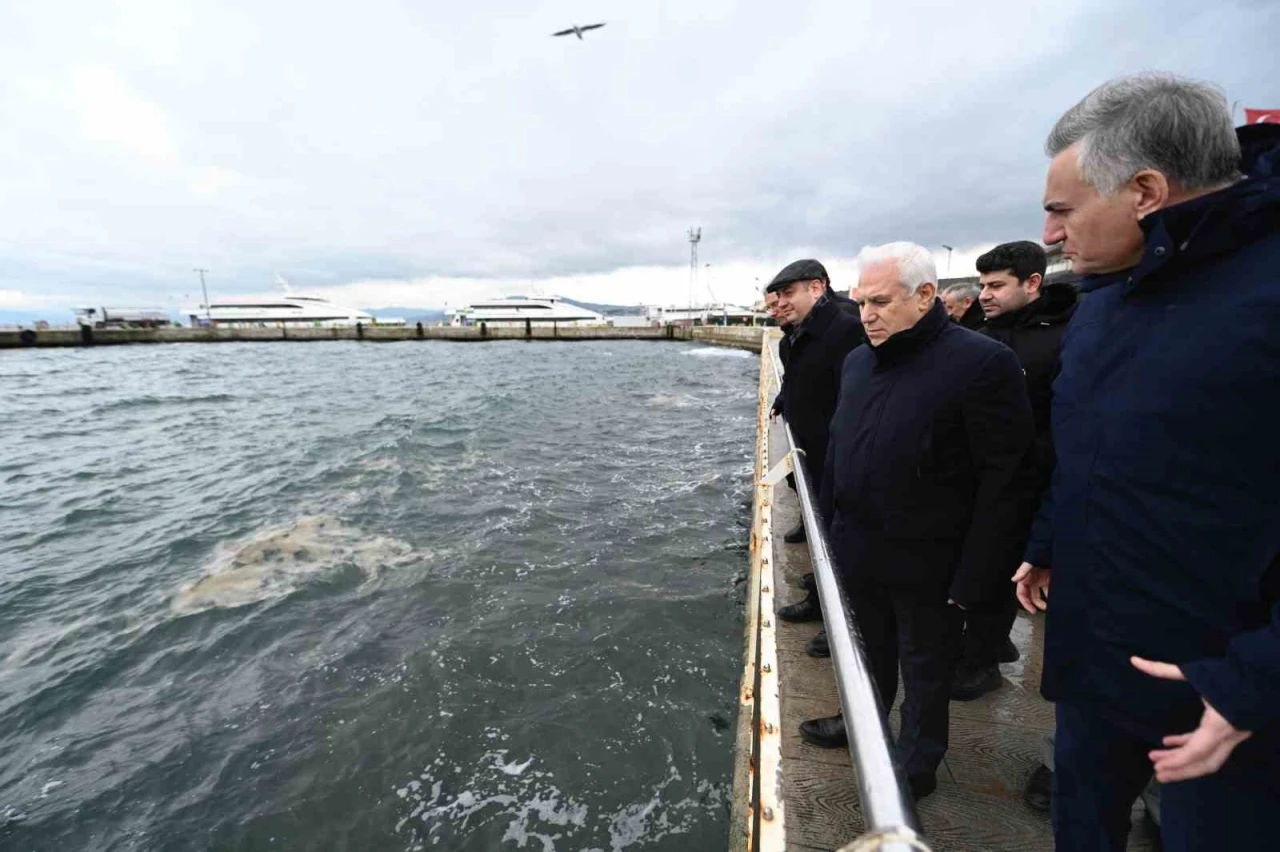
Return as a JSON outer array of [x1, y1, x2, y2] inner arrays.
[[1023, 479, 1055, 568], [949, 347, 1037, 607], [1181, 565, 1280, 732]]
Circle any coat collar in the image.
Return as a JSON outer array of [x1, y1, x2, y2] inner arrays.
[[870, 298, 950, 366], [790, 294, 837, 344], [1080, 125, 1280, 295], [985, 281, 1079, 330]]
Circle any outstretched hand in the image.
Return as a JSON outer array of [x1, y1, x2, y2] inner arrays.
[[1130, 656, 1253, 782], [1012, 562, 1049, 614]]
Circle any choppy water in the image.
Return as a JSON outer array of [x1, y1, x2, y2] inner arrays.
[[0, 341, 757, 851]]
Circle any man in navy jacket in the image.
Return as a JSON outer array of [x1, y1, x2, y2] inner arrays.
[[802, 242, 1034, 799], [1014, 74, 1280, 851]]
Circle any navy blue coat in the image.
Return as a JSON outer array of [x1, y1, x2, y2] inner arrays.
[[1026, 125, 1280, 742], [771, 296, 865, 487], [821, 300, 1035, 607]]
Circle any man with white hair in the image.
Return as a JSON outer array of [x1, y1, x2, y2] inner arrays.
[[800, 241, 1034, 801], [1014, 73, 1280, 851], [940, 281, 984, 329]]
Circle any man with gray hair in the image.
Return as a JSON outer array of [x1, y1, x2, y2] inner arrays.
[[940, 281, 984, 329], [799, 241, 1034, 802], [1014, 73, 1280, 850]]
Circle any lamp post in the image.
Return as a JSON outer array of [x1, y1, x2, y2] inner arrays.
[[941, 245, 954, 277], [193, 268, 211, 323]]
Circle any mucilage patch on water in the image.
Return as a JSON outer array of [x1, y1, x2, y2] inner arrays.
[[172, 516, 418, 614]]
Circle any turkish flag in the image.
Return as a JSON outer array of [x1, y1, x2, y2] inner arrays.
[[1244, 108, 1280, 125]]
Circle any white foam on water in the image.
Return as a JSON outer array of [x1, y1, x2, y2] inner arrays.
[[172, 516, 419, 615], [393, 748, 727, 852], [682, 346, 752, 359], [645, 393, 703, 409]]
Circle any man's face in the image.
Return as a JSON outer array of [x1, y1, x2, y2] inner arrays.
[[773, 279, 825, 325], [856, 261, 936, 346], [764, 291, 785, 322], [941, 291, 972, 320], [979, 270, 1040, 318], [1043, 143, 1145, 275]]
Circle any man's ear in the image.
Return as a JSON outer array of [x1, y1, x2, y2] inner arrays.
[[1130, 169, 1170, 221], [1025, 272, 1043, 296], [916, 281, 937, 305]]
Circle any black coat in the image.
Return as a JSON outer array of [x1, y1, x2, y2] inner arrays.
[[776, 322, 794, 366], [979, 282, 1078, 487], [771, 296, 865, 486], [827, 288, 862, 319], [821, 300, 1035, 607], [957, 298, 985, 330]]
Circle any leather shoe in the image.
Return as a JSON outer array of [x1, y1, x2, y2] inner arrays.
[[908, 773, 937, 801], [778, 593, 822, 623], [799, 714, 846, 749], [806, 630, 829, 658], [999, 637, 1020, 663], [951, 665, 1003, 701], [783, 520, 806, 543], [800, 572, 816, 592], [1023, 764, 1052, 813]]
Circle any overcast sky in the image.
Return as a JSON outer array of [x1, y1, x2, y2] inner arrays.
[[1, 0, 1276, 316]]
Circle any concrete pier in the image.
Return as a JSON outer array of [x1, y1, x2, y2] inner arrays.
[[732, 336, 1162, 851], [0, 324, 767, 352]]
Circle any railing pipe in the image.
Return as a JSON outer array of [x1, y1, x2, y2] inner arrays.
[[766, 340, 927, 852]]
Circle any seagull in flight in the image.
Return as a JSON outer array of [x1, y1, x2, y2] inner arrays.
[[552, 23, 606, 40]]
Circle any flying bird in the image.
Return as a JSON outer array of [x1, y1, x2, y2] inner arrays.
[[552, 23, 606, 40]]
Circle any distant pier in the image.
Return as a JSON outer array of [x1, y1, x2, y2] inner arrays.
[[0, 324, 765, 352]]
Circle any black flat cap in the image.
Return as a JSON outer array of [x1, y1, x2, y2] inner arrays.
[[765, 259, 830, 294]]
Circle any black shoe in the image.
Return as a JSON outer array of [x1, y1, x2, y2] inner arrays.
[[799, 714, 846, 748], [951, 665, 1004, 701], [778, 593, 822, 623], [783, 520, 806, 544], [806, 630, 829, 658], [800, 572, 816, 592], [908, 773, 937, 801], [999, 637, 1020, 664], [1023, 764, 1052, 813]]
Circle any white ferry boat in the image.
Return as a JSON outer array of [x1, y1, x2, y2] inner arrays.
[[447, 295, 605, 327], [183, 285, 402, 328]]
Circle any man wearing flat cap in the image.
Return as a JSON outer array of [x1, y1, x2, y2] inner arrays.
[[768, 259, 865, 616]]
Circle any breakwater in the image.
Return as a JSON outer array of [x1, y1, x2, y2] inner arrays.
[[0, 324, 766, 352]]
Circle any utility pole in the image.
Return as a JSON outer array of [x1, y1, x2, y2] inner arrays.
[[193, 268, 211, 323], [941, 245, 954, 277], [687, 227, 701, 316]]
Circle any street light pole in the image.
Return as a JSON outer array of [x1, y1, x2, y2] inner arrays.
[[940, 245, 954, 277], [193, 268, 211, 323]]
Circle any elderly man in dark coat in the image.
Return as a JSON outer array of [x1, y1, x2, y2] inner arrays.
[[1015, 75, 1280, 851], [802, 242, 1034, 801]]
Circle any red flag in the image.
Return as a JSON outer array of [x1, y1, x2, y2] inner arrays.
[[1244, 108, 1280, 125]]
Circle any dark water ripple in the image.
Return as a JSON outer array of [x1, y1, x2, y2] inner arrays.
[[0, 341, 756, 851]]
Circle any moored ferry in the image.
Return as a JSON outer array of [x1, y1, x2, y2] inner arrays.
[[447, 295, 605, 327]]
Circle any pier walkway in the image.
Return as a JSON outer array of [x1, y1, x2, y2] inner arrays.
[[731, 334, 1161, 851]]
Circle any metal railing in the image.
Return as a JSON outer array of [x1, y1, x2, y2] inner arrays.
[[766, 339, 929, 852]]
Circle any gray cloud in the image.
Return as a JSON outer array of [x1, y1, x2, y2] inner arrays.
[[1, 0, 1276, 309]]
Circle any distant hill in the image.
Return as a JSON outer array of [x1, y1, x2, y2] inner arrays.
[[560, 299, 646, 317], [0, 308, 67, 327]]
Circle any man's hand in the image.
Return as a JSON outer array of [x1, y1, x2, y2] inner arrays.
[[1131, 656, 1253, 782], [1012, 562, 1049, 613]]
